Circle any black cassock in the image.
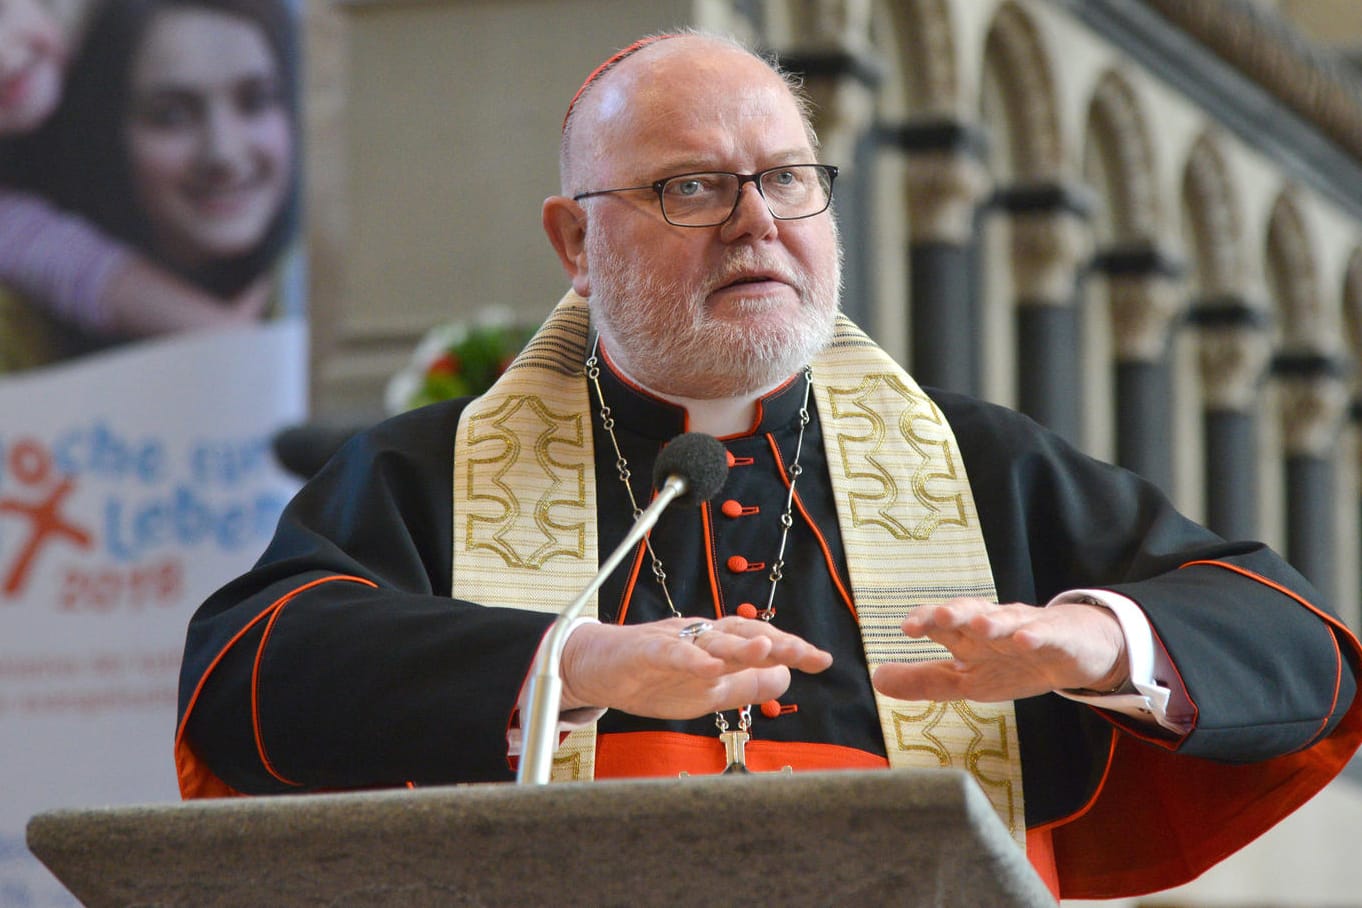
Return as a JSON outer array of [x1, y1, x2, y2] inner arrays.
[[177, 359, 1361, 899]]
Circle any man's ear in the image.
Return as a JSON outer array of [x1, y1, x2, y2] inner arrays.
[[543, 196, 591, 297]]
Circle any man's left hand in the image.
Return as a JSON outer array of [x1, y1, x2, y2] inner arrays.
[[870, 598, 1128, 702]]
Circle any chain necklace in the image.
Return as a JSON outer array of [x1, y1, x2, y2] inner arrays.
[[585, 341, 813, 773]]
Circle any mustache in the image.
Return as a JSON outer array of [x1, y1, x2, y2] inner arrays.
[[705, 249, 802, 294]]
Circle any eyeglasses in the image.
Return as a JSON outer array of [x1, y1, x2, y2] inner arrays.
[[572, 164, 839, 228]]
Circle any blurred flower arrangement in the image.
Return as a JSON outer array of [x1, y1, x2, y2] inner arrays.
[[385, 308, 538, 414]]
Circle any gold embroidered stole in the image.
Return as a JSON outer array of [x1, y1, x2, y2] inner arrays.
[[452, 292, 1025, 845], [451, 295, 601, 781], [809, 323, 1025, 845]]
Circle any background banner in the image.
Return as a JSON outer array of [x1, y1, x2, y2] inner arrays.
[[0, 0, 306, 903], [0, 326, 306, 905]]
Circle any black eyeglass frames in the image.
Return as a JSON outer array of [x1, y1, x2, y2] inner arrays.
[[571, 164, 838, 227]]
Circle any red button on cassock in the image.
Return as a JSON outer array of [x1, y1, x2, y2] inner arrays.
[[726, 555, 749, 573]]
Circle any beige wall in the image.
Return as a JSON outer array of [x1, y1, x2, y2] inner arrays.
[[309, 0, 694, 417], [1278, 0, 1362, 48]]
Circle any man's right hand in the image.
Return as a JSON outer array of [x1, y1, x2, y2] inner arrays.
[[558, 616, 832, 718]]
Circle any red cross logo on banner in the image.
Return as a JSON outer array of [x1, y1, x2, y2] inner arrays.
[[0, 439, 94, 599]]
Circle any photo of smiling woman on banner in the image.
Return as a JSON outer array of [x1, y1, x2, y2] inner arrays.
[[0, 3, 306, 902], [0, 0, 300, 372]]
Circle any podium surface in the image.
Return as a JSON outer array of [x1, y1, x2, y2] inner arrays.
[[28, 769, 1055, 907]]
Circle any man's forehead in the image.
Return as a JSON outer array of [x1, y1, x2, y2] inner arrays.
[[586, 43, 796, 136], [564, 35, 812, 185], [609, 37, 773, 94]]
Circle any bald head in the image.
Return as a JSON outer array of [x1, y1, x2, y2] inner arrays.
[[559, 33, 818, 194]]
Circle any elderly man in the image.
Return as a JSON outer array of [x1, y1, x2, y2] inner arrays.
[[177, 32, 1361, 900]]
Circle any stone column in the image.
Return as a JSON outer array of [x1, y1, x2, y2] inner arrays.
[[881, 119, 991, 393], [1275, 352, 1349, 602], [778, 39, 880, 328], [1092, 244, 1185, 492], [1355, 400, 1362, 618], [993, 183, 1093, 445], [1189, 297, 1272, 540]]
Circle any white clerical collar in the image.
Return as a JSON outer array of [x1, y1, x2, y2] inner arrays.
[[606, 356, 789, 438]]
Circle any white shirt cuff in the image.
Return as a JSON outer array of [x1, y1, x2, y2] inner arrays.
[[1047, 589, 1192, 734], [506, 616, 607, 756]]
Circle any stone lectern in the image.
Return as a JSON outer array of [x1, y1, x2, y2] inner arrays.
[[27, 769, 1056, 907]]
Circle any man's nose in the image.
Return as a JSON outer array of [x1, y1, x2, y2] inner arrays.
[[719, 181, 778, 241]]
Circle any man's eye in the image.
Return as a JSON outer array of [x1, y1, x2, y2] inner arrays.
[[673, 179, 706, 197]]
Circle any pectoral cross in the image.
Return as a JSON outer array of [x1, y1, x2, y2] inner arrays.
[[719, 729, 792, 775], [719, 729, 752, 774], [677, 708, 794, 778]]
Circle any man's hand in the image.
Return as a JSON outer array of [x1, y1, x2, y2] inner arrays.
[[559, 617, 833, 718], [871, 598, 1128, 702]]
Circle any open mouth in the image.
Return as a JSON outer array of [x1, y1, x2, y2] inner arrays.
[[719, 273, 782, 290]]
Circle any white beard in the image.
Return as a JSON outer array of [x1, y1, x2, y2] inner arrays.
[[587, 231, 842, 399]]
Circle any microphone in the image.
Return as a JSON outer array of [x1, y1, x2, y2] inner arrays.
[[651, 431, 730, 507], [516, 432, 730, 784]]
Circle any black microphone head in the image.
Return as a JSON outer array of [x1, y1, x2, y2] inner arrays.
[[652, 432, 729, 507]]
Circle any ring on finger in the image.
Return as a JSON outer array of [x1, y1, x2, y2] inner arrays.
[[677, 620, 714, 641]]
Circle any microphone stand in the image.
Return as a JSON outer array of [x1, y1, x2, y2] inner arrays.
[[516, 473, 689, 784]]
